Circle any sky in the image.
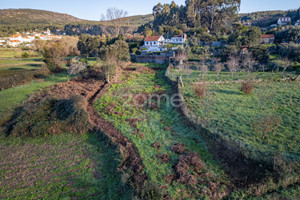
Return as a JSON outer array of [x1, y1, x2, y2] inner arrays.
[[0, 0, 299, 21]]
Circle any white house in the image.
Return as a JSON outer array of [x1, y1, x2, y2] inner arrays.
[[295, 19, 300, 26], [277, 17, 291, 26], [171, 34, 187, 44], [7, 40, 22, 47], [144, 35, 165, 52]]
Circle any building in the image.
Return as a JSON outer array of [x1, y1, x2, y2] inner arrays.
[[170, 34, 187, 44], [295, 19, 300, 26], [7, 40, 22, 47], [144, 35, 165, 52], [277, 17, 291, 26], [260, 34, 275, 44]]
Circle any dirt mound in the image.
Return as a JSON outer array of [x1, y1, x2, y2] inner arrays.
[[6, 95, 89, 137], [152, 142, 162, 150], [136, 66, 156, 74], [4, 68, 105, 138], [171, 143, 186, 154], [157, 153, 170, 163]]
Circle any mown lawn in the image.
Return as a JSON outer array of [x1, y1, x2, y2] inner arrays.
[[94, 66, 229, 199], [180, 80, 300, 159], [0, 132, 133, 200]]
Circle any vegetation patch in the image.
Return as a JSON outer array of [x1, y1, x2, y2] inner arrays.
[[6, 95, 89, 137], [0, 132, 133, 200], [94, 65, 229, 199]]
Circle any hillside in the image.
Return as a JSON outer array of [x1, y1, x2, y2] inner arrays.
[[0, 9, 84, 25], [239, 9, 299, 27], [0, 9, 153, 27]]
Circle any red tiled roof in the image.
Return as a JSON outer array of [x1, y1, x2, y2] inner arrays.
[[10, 40, 21, 43], [261, 34, 275, 39], [145, 36, 162, 41]]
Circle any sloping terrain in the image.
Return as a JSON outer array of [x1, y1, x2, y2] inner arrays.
[[0, 9, 83, 25]]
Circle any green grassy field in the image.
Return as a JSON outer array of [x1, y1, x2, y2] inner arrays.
[[0, 72, 72, 118], [0, 132, 133, 200], [0, 48, 40, 58], [168, 70, 297, 83], [94, 66, 230, 199], [178, 76, 300, 160]]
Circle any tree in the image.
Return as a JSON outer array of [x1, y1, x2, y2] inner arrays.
[[213, 60, 225, 81], [227, 56, 240, 78], [38, 37, 80, 72], [101, 7, 129, 37], [78, 34, 102, 57], [242, 52, 256, 75], [101, 63, 117, 83], [242, 26, 261, 46], [248, 45, 269, 64], [275, 58, 291, 78], [99, 39, 130, 62]]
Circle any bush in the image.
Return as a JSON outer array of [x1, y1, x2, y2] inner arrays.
[[241, 81, 254, 94], [6, 95, 89, 138], [68, 62, 87, 75], [253, 114, 282, 139], [140, 182, 163, 200], [21, 52, 29, 58], [194, 83, 207, 97]]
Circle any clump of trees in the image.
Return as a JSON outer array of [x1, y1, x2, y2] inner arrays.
[[139, 0, 241, 35], [77, 34, 106, 57], [35, 36, 80, 72]]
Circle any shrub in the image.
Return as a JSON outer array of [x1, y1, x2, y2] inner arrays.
[[253, 114, 282, 139], [6, 95, 89, 138], [194, 83, 207, 97], [241, 81, 254, 95], [68, 62, 87, 75], [21, 52, 29, 58], [140, 182, 163, 200]]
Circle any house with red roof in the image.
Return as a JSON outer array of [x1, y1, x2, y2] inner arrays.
[[260, 34, 275, 44], [144, 35, 165, 52]]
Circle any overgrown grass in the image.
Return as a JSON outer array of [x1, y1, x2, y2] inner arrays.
[[0, 72, 72, 118], [0, 47, 40, 58], [94, 67, 229, 199], [0, 132, 133, 199], [168, 70, 297, 83], [180, 81, 300, 159]]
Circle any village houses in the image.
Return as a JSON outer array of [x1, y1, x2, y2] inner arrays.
[[4, 28, 62, 48], [143, 34, 187, 52]]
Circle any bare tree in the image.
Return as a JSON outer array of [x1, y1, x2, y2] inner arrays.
[[100, 7, 129, 37], [227, 56, 240, 78], [242, 52, 256, 76], [275, 58, 292, 78], [213, 60, 225, 81], [200, 63, 208, 80]]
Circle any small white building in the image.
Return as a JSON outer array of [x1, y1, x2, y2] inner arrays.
[[171, 34, 187, 44], [144, 35, 165, 52], [277, 17, 291, 26], [295, 19, 300, 26], [7, 40, 22, 47]]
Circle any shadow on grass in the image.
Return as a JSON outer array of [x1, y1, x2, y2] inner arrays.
[[75, 131, 134, 200], [215, 89, 241, 95]]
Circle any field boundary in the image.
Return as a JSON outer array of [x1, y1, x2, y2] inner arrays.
[[87, 79, 148, 193], [164, 65, 300, 189]]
